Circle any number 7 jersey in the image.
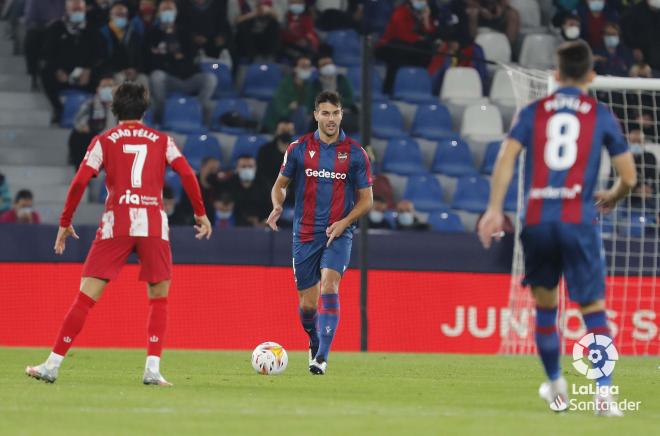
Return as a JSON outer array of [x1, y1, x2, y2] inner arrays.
[[82, 121, 183, 239], [508, 86, 629, 226]]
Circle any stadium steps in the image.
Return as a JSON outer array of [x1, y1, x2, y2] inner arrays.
[[0, 165, 74, 185], [37, 201, 104, 225], [0, 56, 26, 75], [0, 127, 69, 149], [0, 146, 68, 165], [0, 74, 30, 92]]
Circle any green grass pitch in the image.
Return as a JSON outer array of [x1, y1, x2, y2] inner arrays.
[[0, 347, 658, 435]]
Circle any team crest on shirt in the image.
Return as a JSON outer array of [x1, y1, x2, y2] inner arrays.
[[337, 152, 348, 161]]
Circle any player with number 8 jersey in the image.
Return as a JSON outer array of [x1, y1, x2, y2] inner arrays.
[[26, 82, 213, 387]]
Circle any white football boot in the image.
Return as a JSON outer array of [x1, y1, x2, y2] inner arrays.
[[143, 368, 173, 386], [594, 393, 624, 417], [25, 363, 58, 383], [538, 376, 569, 412], [309, 358, 327, 375]]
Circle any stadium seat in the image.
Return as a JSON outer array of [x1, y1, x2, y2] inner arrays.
[[393, 67, 435, 104], [162, 97, 203, 133], [210, 98, 252, 134], [475, 32, 511, 65], [440, 67, 483, 101], [241, 64, 283, 100], [371, 102, 406, 139], [480, 140, 501, 174], [510, 0, 542, 30], [346, 66, 386, 101], [411, 103, 454, 141], [451, 175, 490, 213], [200, 62, 236, 99], [363, 0, 394, 34], [402, 174, 448, 212], [428, 211, 465, 232], [490, 68, 517, 129], [230, 134, 266, 167], [59, 91, 92, 129], [618, 210, 655, 238], [325, 30, 361, 66], [164, 169, 183, 201], [461, 104, 503, 139], [431, 138, 477, 177], [183, 133, 222, 171], [382, 137, 426, 175], [519, 34, 558, 70]]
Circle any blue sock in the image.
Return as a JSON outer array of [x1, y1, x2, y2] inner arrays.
[[299, 308, 318, 344], [535, 307, 561, 381], [316, 294, 340, 362], [582, 310, 612, 386]]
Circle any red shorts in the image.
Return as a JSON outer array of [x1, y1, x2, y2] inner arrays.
[[82, 236, 172, 283]]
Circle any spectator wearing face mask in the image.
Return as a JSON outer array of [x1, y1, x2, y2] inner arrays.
[[394, 200, 430, 230], [171, 156, 225, 225], [593, 21, 634, 76], [577, 0, 619, 50], [67, 75, 117, 169], [146, 0, 218, 125], [41, 0, 100, 123], [213, 192, 236, 229], [262, 55, 316, 133], [621, 128, 657, 209], [0, 190, 42, 224], [257, 119, 296, 187], [97, 1, 148, 88], [130, 0, 157, 39], [559, 13, 582, 42], [622, 0, 660, 72], [218, 156, 271, 227], [230, 0, 283, 62], [179, 0, 234, 60], [368, 196, 394, 229], [0, 173, 11, 213], [280, 0, 320, 61]]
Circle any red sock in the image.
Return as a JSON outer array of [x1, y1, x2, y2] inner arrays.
[[52, 292, 96, 356], [147, 298, 168, 357]]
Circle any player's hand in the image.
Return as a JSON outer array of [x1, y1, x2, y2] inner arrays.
[[194, 214, 212, 240], [594, 190, 617, 214], [477, 209, 504, 249], [266, 206, 283, 231], [54, 225, 79, 255], [326, 219, 348, 247]]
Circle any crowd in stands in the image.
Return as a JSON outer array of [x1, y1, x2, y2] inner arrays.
[[1, 0, 660, 233]]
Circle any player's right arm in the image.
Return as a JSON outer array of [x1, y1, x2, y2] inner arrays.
[[267, 141, 298, 231]]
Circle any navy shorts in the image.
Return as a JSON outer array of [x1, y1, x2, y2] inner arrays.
[[520, 222, 606, 304], [292, 234, 352, 291]]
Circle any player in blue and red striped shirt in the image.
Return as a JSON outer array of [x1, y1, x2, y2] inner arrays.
[[267, 91, 373, 375], [479, 41, 637, 415]]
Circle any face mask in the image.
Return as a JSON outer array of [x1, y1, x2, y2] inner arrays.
[[216, 210, 233, 220], [588, 0, 605, 12], [238, 168, 256, 182], [160, 10, 176, 24], [112, 16, 128, 29], [296, 68, 312, 81], [18, 207, 33, 215], [289, 4, 305, 14], [319, 64, 337, 77], [369, 210, 384, 224], [276, 133, 293, 144], [99, 86, 113, 102], [69, 11, 86, 24], [649, 0, 660, 9], [604, 35, 619, 49], [629, 144, 642, 154], [411, 0, 426, 11], [398, 212, 414, 227], [563, 25, 580, 40]]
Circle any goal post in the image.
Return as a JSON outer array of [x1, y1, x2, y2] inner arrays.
[[500, 66, 660, 356]]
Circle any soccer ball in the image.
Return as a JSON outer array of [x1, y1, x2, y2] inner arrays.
[[251, 342, 288, 375]]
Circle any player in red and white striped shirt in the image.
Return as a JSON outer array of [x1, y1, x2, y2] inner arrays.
[[26, 82, 212, 386]]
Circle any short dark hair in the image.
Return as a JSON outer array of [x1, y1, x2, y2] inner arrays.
[[111, 81, 149, 120], [556, 40, 593, 82], [14, 189, 33, 203], [314, 91, 342, 111]]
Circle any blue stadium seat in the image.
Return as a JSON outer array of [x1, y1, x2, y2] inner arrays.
[[346, 66, 386, 101], [393, 67, 435, 104], [241, 64, 283, 100], [142, 108, 157, 128], [480, 140, 501, 175], [363, 0, 394, 34], [431, 138, 477, 177], [325, 30, 361, 66], [210, 98, 252, 134], [162, 97, 203, 133], [403, 174, 448, 212], [451, 175, 490, 213], [230, 134, 267, 167], [183, 134, 222, 171], [200, 62, 236, 99], [165, 169, 183, 201], [97, 173, 107, 203], [382, 137, 426, 175], [411, 103, 454, 141], [618, 210, 655, 238], [59, 91, 92, 128], [428, 211, 465, 232], [372, 102, 406, 139]]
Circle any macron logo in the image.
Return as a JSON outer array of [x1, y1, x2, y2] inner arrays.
[[63, 336, 72, 343], [119, 189, 140, 205], [309, 150, 316, 159], [305, 168, 347, 180]]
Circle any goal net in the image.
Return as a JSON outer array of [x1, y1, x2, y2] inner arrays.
[[500, 66, 660, 356]]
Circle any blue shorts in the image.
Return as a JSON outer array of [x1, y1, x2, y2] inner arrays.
[[292, 234, 352, 291], [520, 222, 605, 304]]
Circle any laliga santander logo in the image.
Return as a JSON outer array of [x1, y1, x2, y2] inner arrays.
[[571, 333, 619, 379]]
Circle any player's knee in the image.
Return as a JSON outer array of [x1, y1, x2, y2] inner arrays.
[[579, 299, 605, 313], [320, 277, 340, 294]]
